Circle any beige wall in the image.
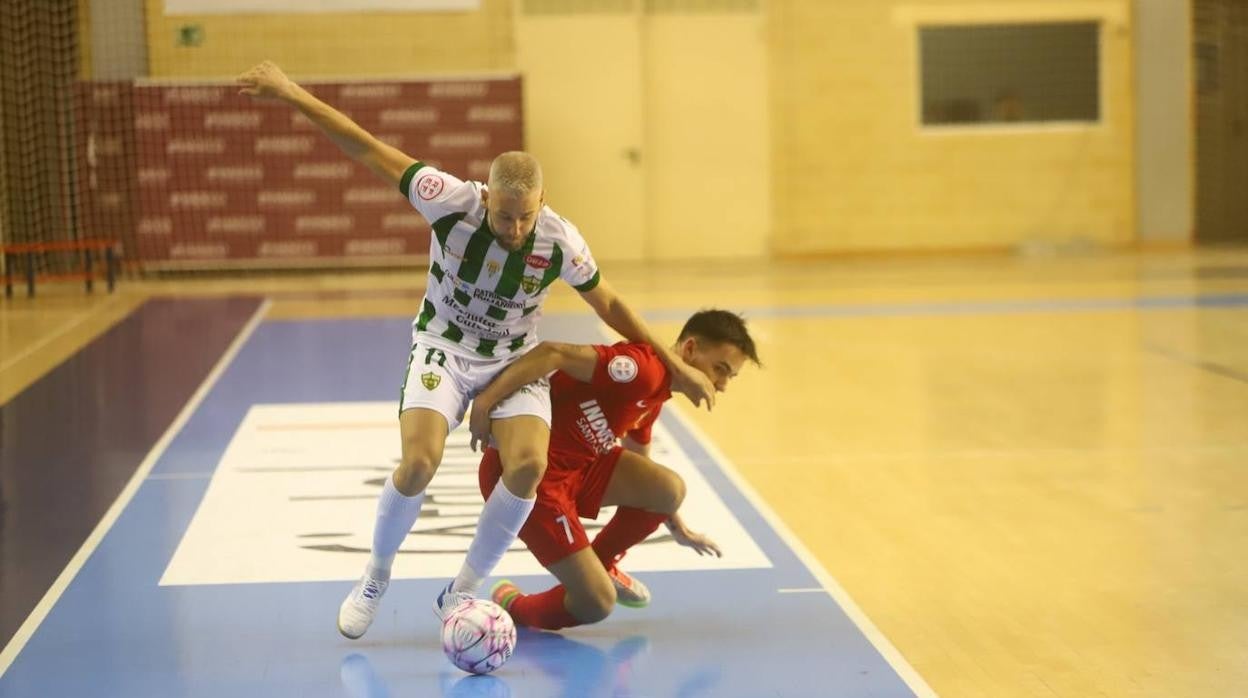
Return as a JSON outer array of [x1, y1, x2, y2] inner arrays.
[[136, 0, 1142, 259], [87, 0, 147, 79], [497, 5, 773, 263], [770, 1, 1136, 255], [643, 12, 769, 260], [1134, 0, 1192, 242], [145, 0, 765, 265], [144, 0, 514, 77], [514, 12, 646, 263]]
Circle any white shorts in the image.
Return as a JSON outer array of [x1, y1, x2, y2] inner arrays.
[[399, 336, 550, 432]]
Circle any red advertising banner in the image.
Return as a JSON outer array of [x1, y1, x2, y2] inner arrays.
[[76, 77, 522, 269]]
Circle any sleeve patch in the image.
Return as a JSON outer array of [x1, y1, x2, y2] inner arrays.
[[415, 172, 445, 201], [607, 355, 638, 383]]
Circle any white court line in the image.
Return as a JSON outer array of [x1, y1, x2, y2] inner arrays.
[[0, 299, 271, 679], [146, 472, 215, 480], [0, 295, 122, 374], [777, 587, 827, 594], [665, 406, 941, 698]]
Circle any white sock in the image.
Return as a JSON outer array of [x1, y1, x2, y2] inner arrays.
[[368, 475, 425, 579], [452, 482, 535, 594]]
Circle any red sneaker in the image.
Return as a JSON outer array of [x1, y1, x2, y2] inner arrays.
[[606, 566, 651, 608]]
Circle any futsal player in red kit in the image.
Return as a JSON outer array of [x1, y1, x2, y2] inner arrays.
[[466, 310, 760, 630]]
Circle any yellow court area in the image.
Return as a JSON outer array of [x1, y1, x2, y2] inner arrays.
[[4, 248, 1246, 697]]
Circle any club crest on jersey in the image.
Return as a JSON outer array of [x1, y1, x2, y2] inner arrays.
[[520, 275, 541, 294], [608, 356, 638, 383], [486, 260, 501, 277], [416, 174, 444, 201], [524, 255, 551, 269], [421, 372, 441, 390]]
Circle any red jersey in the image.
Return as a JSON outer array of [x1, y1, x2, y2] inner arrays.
[[547, 342, 673, 468]]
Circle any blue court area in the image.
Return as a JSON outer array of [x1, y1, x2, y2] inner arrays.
[[0, 310, 923, 697]]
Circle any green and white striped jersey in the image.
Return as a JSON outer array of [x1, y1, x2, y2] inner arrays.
[[400, 162, 601, 357]]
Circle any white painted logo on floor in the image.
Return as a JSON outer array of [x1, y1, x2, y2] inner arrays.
[[160, 402, 771, 585]]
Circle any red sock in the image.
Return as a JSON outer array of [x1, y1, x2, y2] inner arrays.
[[508, 585, 584, 630], [591, 507, 668, 567]]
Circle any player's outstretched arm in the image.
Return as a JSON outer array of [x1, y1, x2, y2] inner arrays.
[[467, 342, 599, 451], [578, 280, 716, 411], [236, 60, 415, 189]]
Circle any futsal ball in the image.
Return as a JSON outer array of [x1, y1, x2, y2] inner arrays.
[[440, 599, 517, 675]]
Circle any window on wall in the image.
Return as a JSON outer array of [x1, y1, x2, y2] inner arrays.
[[919, 22, 1100, 126]]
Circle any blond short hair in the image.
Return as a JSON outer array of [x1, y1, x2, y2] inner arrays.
[[488, 151, 543, 198]]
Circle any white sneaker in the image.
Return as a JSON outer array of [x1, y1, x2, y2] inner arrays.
[[338, 573, 389, 639], [433, 581, 475, 621]]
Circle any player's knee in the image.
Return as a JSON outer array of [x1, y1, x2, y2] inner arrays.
[[500, 450, 547, 495], [656, 471, 687, 515], [568, 583, 616, 624], [394, 452, 438, 494], [581, 597, 615, 624]]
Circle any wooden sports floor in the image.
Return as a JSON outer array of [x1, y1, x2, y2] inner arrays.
[[2, 248, 1246, 697]]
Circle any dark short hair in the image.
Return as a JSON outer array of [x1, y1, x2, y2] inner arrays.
[[678, 309, 761, 366]]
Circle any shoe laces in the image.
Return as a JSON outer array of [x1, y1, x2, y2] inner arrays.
[[607, 565, 632, 587], [358, 577, 385, 604]]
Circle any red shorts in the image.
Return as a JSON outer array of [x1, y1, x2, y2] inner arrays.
[[478, 446, 624, 567]]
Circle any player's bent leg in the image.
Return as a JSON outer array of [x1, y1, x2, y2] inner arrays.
[[340, 408, 448, 639], [495, 549, 616, 630], [439, 416, 549, 618], [590, 450, 681, 609]]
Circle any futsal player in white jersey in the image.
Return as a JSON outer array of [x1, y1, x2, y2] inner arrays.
[[236, 61, 715, 639]]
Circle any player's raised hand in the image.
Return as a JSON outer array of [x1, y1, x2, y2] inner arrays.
[[671, 361, 716, 411], [236, 60, 297, 102], [468, 400, 493, 453]]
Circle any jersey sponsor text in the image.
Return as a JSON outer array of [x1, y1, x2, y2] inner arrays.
[[576, 400, 617, 454]]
